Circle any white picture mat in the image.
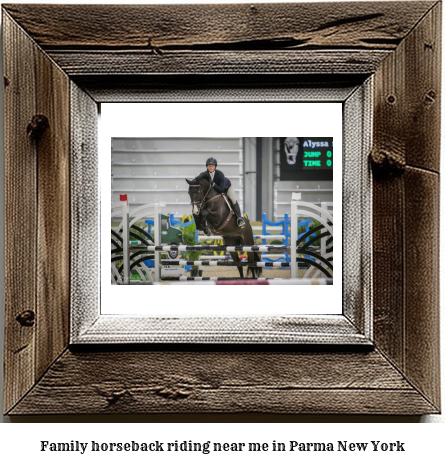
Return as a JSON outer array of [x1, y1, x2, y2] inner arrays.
[[100, 102, 342, 316]]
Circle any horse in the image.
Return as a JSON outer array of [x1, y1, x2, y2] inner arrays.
[[186, 174, 262, 279]]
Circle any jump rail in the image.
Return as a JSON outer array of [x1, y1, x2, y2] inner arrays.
[[198, 255, 285, 260], [147, 245, 290, 252], [160, 277, 333, 284], [160, 260, 291, 267], [197, 234, 286, 241]]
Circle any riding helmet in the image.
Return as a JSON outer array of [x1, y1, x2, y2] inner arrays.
[[206, 157, 218, 168]]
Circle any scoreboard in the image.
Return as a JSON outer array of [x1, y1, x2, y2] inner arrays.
[[279, 137, 333, 181]]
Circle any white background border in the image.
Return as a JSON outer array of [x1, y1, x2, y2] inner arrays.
[[100, 102, 342, 316]]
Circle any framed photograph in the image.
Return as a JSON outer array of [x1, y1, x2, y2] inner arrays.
[[3, 2, 440, 415], [100, 102, 345, 322]]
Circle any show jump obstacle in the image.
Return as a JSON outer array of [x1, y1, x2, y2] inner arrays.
[[111, 193, 333, 285]]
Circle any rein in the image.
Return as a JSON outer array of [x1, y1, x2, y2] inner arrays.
[[201, 183, 213, 207], [190, 183, 217, 212], [207, 193, 222, 203]]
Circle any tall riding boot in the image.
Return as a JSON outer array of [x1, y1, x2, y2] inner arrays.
[[233, 202, 246, 228]]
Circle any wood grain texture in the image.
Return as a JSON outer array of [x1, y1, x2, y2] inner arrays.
[[3, 1, 433, 79], [76, 75, 366, 103], [9, 349, 437, 415], [69, 82, 100, 342], [34, 38, 71, 382], [372, 2, 441, 172], [342, 81, 373, 337], [3, 10, 71, 413], [372, 175, 405, 368], [372, 9, 408, 371], [47, 50, 390, 76], [2, 2, 435, 50], [2, 2, 441, 416], [404, 168, 440, 408], [372, 2, 441, 411], [3, 12, 38, 414], [404, 2, 441, 172], [74, 315, 370, 346]]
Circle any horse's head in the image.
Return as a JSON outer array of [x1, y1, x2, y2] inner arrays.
[[186, 178, 204, 215], [186, 173, 214, 215]]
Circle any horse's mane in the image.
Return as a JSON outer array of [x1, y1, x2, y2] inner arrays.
[[186, 172, 211, 190], [195, 171, 211, 186]]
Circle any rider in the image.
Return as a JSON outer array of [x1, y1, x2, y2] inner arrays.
[[195, 157, 246, 233]]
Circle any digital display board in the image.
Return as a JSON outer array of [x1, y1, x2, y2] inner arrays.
[[279, 137, 333, 181]]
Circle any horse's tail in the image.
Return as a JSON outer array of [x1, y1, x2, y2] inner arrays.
[[247, 252, 263, 278], [241, 219, 262, 278]]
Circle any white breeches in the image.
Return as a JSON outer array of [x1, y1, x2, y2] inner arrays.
[[227, 186, 237, 204]]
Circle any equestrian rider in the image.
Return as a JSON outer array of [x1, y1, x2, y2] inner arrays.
[[196, 157, 246, 233]]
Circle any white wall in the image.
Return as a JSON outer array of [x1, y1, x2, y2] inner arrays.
[[111, 137, 243, 220]]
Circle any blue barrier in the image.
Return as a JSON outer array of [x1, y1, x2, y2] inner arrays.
[[261, 212, 288, 264], [261, 213, 290, 244], [145, 215, 194, 235], [145, 219, 154, 235], [298, 219, 316, 262], [169, 214, 194, 228], [261, 213, 316, 262], [169, 214, 198, 241]]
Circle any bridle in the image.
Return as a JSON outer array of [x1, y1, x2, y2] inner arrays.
[[189, 182, 213, 214]]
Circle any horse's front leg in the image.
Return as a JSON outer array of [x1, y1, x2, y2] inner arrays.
[[200, 209, 211, 235]]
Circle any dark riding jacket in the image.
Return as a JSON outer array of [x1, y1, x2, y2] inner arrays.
[[198, 169, 231, 195]]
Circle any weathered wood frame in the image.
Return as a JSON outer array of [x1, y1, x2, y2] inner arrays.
[[2, 2, 441, 415], [71, 82, 372, 346]]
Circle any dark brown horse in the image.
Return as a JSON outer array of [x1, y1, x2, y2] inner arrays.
[[186, 174, 262, 279]]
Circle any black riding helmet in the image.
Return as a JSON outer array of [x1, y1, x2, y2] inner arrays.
[[206, 157, 218, 168]]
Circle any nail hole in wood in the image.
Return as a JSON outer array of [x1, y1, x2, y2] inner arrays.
[[16, 310, 35, 327], [425, 90, 436, 105], [26, 114, 49, 141]]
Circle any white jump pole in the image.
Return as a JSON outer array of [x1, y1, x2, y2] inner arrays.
[[121, 201, 130, 285], [321, 201, 328, 258], [153, 203, 161, 283], [291, 193, 301, 279]]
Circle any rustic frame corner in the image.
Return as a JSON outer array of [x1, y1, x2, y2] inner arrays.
[[3, 2, 441, 416]]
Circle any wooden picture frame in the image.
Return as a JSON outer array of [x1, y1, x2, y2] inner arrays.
[[2, 2, 440, 415]]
